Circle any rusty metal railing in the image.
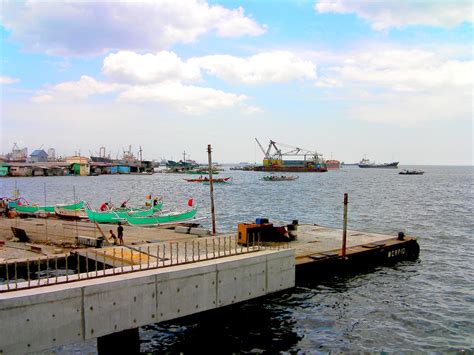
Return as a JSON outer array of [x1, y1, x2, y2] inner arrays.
[[0, 234, 289, 293]]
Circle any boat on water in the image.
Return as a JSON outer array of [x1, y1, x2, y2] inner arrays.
[[184, 177, 231, 183], [358, 158, 399, 169], [10, 200, 85, 214], [125, 206, 198, 227], [262, 175, 299, 181], [324, 160, 340, 170], [85, 200, 164, 223], [253, 139, 328, 172], [399, 169, 424, 175]]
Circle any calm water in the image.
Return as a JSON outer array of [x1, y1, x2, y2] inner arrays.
[[1, 165, 473, 352]]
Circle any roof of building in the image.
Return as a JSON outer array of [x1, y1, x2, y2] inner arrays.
[[30, 149, 48, 157]]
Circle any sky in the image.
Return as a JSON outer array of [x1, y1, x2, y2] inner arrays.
[[0, 0, 472, 165]]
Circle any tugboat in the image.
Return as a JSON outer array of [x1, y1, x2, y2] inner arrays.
[[358, 158, 399, 169]]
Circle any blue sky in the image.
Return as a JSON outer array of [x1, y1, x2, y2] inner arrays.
[[0, 0, 472, 164]]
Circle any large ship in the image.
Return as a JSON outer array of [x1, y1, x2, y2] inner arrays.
[[252, 139, 327, 172], [324, 159, 340, 170], [358, 158, 399, 169]]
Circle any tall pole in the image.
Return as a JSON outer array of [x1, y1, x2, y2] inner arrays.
[[73, 186, 78, 238], [342, 193, 348, 257], [44, 183, 48, 242], [207, 144, 216, 235]]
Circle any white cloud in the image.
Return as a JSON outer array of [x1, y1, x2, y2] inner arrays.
[[315, 0, 472, 30], [118, 82, 249, 114], [315, 47, 473, 125], [329, 49, 473, 92], [0, 76, 20, 84], [190, 51, 317, 84], [102, 51, 201, 84], [32, 76, 122, 102], [0, 0, 266, 56]]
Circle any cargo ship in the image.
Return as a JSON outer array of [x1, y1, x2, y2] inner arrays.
[[252, 139, 327, 172], [358, 158, 399, 169]]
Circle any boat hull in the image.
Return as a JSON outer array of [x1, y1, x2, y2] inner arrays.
[[359, 162, 399, 169], [125, 207, 198, 226], [252, 166, 327, 172], [85, 202, 163, 223], [12, 200, 84, 214]]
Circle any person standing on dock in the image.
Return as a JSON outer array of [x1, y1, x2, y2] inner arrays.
[[117, 222, 124, 245]]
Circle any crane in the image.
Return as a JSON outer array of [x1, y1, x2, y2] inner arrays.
[[255, 138, 323, 163]]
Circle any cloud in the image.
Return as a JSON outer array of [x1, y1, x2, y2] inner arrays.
[[0, 76, 20, 84], [31, 72, 255, 115], [329, 49, 473, 91], [315, 47, 473, 125], [118, 82, 248, 114], [190, 51, 317, 84], [32, 76, 122, 102], [0, 0, 266, 56], [315, 0, 472, 30], [102, 51, 201, 84]]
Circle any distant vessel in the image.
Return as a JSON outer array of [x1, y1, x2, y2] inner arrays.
[[358, 158, 399, 169], [253, 138, 327, 173], [324, 159, 340, 170], [399, 169, 424, 175]]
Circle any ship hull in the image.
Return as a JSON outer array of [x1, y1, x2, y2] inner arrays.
[[359, 162, 399, 168], [252, 166, 327, 172]]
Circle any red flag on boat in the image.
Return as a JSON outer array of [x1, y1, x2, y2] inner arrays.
[[188, 199, 193, 207]]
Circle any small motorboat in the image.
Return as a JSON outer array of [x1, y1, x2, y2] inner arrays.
[[262, 175, 299, 181], [399, 169, 424, 175], [184, 177, 232, 183]]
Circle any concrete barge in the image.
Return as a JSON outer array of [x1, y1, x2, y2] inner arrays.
[[0, 217, 419, 278], [0, 217, 419, 354]]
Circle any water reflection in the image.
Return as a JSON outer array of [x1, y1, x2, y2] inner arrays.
[[140, 293, 301, 353]]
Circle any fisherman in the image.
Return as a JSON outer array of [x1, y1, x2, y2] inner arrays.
[[100, 202, 109, 211], [153, 197, 159, 207], [120, 200, 128, 208]]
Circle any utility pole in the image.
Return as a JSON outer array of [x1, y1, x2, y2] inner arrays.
[[207, 144, 216, 235]]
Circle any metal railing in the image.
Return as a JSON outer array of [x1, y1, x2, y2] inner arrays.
[[0, 234, 289, 293]]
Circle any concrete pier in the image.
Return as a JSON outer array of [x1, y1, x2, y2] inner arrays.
[[0, 248, 295, 354]]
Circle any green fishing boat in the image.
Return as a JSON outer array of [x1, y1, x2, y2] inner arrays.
[[11, 200, 85, 214], [85, 201, 164, 223], [125, 206, 197, 226]]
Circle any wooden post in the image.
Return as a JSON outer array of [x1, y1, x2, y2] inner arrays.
[[342, 193, 348, 257], [44, 183, 48, 242], [207, 144, 216, 235]]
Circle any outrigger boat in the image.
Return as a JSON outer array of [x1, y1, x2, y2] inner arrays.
[[85, 199, 164, 223], [54, 207, 88, 220], [184, 177, 231, 183], [262, 175, 298, 181], [125, 205, 198, 227], [10, 199, 85, 214]]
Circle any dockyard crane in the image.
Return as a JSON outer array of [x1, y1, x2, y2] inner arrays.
[[255, 138, 323, 162], [255, 138, 272, 160]]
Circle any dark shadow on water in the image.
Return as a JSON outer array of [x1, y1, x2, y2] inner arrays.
[[140, 293, 302, 354]]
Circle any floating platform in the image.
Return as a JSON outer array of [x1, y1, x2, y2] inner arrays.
[[0, 218, 419, 281]]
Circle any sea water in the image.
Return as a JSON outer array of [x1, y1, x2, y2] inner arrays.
[[1, 165, 472, 352]]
